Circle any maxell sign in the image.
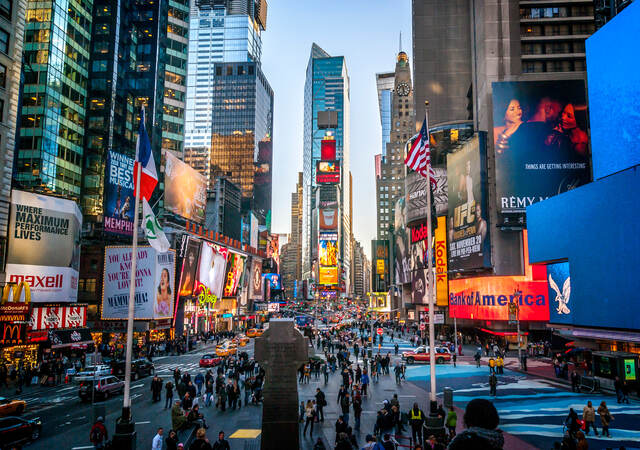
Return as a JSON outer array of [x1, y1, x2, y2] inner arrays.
[[5, 190, 82, 302]]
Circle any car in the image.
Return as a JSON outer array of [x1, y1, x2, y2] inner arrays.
[[78, 376, 124, 401], [0, 416, 41, 447], [215, 343, 237, 357], [199, 354, 223, 368], [75, 364, 112, 381], [233, 335, 249, 347], [246, 329, 258, 338], [110, 359, 155, 380], [254, 329, 265, 337], [0, 398, 26, 417], [402, 346, 452, 365]]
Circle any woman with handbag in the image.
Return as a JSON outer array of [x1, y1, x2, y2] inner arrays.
[[597, 401, 613, 437]]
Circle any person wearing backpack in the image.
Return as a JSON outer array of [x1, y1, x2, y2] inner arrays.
[[90, 417, 108, 449]]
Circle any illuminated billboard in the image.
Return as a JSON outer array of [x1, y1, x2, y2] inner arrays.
[[319, 209, 338, 230], [164, 151, 207, 223], [104, 151, 134, 236], [319, 238, 338, 266], [492, 80, 590, 213], [319, 267, 338, 285], [263, 273, 282, 290], [178, 237, 201, 298], [447, 133, 491, 271], [434, 216, 448, 307], [316, 160, 340, 184], [393, 197, 410, 285], [223, 252, 247, 297], [448, 275, 549, 322], [194, 242, 228, 299], [321, 138, 337, 161]]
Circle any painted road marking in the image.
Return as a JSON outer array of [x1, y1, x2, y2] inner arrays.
[[131, 393, 143, 400], [56, 386, 76, 392], [71, 446, 94, 449], [131, 384, 144, 389], [136, 421, 151, 424], [229, 429, 261, 439]]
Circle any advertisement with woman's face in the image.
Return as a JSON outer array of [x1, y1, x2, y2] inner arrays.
[[178, 238, 201, 297], [492, 80, 591, 214], [195, 242, 228, 299]]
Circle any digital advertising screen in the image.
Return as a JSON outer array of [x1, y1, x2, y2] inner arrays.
[[393, 197, 410, 285], [319, 209, 338, 230], [319, 238, 338, 266], [178, 238, 201, 298], [318, 267, 338, 286], [316, 160, 341, 184], [492, 80, 591, 213], [321, 138, 337, 161], [248, 257, 263, 300], [195, 242, 228, 299], [104, 151, 134, 236], [223, 252, 247, 297], [446, 133, 491, 271], [263, 273, 281, 290], [448, 275, 550, 322], [164, 151, 207, 223]]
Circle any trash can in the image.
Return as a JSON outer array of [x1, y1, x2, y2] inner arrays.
[[443, 387, 453, 409]]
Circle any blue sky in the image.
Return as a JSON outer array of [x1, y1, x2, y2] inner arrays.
[[261, 0, 412, 256]]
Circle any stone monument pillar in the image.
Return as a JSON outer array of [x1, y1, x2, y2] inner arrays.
[[254, 318, 309, 450]]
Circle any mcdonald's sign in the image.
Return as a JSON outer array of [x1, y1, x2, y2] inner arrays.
[[0, 323, 26, 345], [1, 282, 32, 304]]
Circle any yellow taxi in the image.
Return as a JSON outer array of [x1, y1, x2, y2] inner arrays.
[[254, 329, 265, 337], [215, 340, 237, 357], [0, 397, 26, 417], [234, 335, 249, 347], [246, 329, 258, 338]]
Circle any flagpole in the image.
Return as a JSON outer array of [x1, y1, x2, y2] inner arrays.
[[424, 100, 437, 406]]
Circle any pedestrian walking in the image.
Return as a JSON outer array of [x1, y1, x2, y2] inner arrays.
[[352, 392, 362, 432], [452, 353, 457, 368], [446, 406, 457, 439], [165, 430, 178, 450], [89, 416, 108, 450], [190, 428, 213, 450], [496, 356, 504, 374], [447, 399, 504, 449], [211, 431, 230, 450], [571, 370, 580, 393], [489, 373, 497, 396], [408, 402, 425, 448], [151, 427, 164, 450], [303, 400, 316, 436], [597, 401, 613, 437], [151, 375, 163, 403], [315, 388, 326, 422], [474, 351, 481, 368], [582, 400, 598, 436]]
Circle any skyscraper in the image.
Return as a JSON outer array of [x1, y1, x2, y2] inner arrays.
[[208, 61, 273, 222], [375, 71, 394, 158], [290, 172, 303, 285], [15, 0, 94, 200], [0, 0, 27, 263], [184, 0, 266, 185], [302, 43, 351, 292], [376, 51, 414, 240]]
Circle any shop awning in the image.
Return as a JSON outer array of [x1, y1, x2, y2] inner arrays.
[[479, 328, 529, 337], [49, 328, 94, 348]]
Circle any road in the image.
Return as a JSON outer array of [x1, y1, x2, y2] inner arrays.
[[15, 341, 263, 449]]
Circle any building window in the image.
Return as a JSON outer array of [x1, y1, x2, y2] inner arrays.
[[0, 29, 8, 54], [0, 63, 5, 88], [0, 98, 4, 122], [0, 0, 10, 20]]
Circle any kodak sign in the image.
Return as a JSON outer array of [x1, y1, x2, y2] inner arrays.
[[435, 216, 448, 306]]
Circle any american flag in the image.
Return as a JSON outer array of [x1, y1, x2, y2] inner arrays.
[[404, 114, 436, 186]]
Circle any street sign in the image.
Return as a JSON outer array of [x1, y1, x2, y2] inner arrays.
[[376, 328, 383, 335]]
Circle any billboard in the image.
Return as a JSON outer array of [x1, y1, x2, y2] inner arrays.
[[164, 151, 207, 223], [316, 160, 340, 184], [29, 305, 87, 330], [319, 267, 338, 285], [319, 209, 338, 230], [547, 261, 571, 324], [194, 242, 228, 300], [372, 240, 389, 293], [447, 134, 491, 271], [6, 190, 82, 303], [248, 258, 263, 300], [410, 238, 427, 305], [492, 80, 590, 213], [102, 247, 176, 319], [434, 216, 448, 307], [177, 238, 201, 297], [104, 151, 135, 236], [448, 275, 549, 321], [319, 238, 338, 266], [321, 138, 337, 161], [406, 169, 448, 225], [393, 197, 410, 285], [263, 273, 281, 290], [586, 1, 640, 179], [223, 252, 247, 297]]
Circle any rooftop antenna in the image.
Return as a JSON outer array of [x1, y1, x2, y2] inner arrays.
[[399, 31, 402, 53]]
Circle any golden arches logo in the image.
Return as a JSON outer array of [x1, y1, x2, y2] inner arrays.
[[1, 282, 32, 304]]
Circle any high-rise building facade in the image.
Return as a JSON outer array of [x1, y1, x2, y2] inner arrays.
[[375, 72, 394, 158], [209, 61, 273, 221], [0, 0, 27, 265], [376, 51, 414, 240], [184, 0, 265, 169], [290, 172, 303, 285], [302, 44, 351, 288], [15, 0, 94, 200]]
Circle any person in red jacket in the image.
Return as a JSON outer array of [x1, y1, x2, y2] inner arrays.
[[90, 417, 108, 449]]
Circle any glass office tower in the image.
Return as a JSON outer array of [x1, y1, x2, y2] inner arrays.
[[302, 43, 351, 284], [209, 61, 273, 221], [376, 72, 394, 158], [16, 0, 94, 200]]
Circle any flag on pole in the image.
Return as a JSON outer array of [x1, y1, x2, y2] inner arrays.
[[405, 115, 436, 186], [133, 108, 158, 201], [142, 198, 170, 253]]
